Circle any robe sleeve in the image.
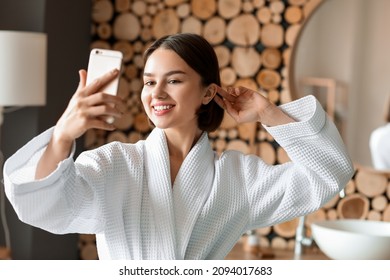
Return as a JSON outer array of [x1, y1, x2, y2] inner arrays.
[[3, 127, 106, 234], [244, 95, 354, 229]]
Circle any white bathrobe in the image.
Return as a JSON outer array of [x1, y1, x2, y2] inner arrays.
[[4, 95, 354, 259]]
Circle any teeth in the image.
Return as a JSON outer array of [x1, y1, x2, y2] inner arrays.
[[154, 105, 173, 111]]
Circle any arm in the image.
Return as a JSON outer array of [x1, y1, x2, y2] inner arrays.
[[35, 69, 124, 179], [242, 96, 354, 229]]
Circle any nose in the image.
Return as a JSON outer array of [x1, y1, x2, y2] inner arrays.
[[151, 83, 168, 100]]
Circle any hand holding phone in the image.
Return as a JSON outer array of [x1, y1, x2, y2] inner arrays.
[[86, 48, 123, 123], [86, 48, 123, 96]]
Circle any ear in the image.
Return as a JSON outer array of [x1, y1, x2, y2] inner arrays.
[[202, 83, 217, 105]]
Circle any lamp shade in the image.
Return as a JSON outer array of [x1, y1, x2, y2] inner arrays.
[[0, 30, 47, 106]]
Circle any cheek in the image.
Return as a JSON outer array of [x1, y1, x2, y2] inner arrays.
[[140, 89, 149, 108]]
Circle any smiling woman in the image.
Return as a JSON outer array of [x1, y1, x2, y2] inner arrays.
[[3, 33, 353, 260]]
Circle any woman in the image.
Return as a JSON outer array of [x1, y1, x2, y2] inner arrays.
[[4, 33, 354, 259]]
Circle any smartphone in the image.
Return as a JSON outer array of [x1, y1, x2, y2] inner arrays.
[[86, 48, 123, 95]]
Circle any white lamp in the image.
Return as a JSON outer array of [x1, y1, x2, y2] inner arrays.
[[0, 30, 47, 259], [0, 30, 47, 123]]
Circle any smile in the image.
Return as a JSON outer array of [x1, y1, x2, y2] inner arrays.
[[153, 105, 174, 112]]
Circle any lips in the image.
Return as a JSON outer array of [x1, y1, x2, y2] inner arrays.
[[153, 104, 174, 112]]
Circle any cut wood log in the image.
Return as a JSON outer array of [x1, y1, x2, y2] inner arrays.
[[233, 78, 258, 91], [326, 208, 338, 220], [231, 47, 261, 78], [214, 45, 231, 68], [203, 17, 226, 45], [268, 89, 280, 103], [256, 7, 272, 24], [355, 170, 387, 198], [367, 210, 382, 221], [337, 193, 369, 219], [90, 40, 111, 50], [261, 23, 284, 48], [113, 41, 134, 63], [117, 77, 130, 99], [303, 0, 322, 18], [243, 1, 254, 13], [79, 234, 96, 244], [218, 0, 242, 19], [152, 9, 180, 38], [305, 208, 326, 227], [128, 131, 143, 143], [181, 16, 203, 35], [92, 0, 114, 23], [288, 0, 308, 5], [271, 236, 288, 250], [256, 226, 272, 236], [191, 0, 217, 20], [165, 0, 186, 7], [227, 128, 238, 140], [273, 218, 299, 238], [371, 195, 387, 212], [132, 0, 147, 16], [256, 69, 281, 90], [114, 111, 134, 130], [80, 243, 98, 260], [0, 247, 11, 260], [134, 113, 151, 133], [383, 205, 390, 222], [96, 23, 112, 40], [115, 0, 130, 13], [269, 0, 285, 14], [322, 194, 340, 209], [220, 111, 237, 129], [276, 146, 290, 164], [176, 3, 190, 18], [284, 5, 303, 24], [227, 14, 260, 46], [252, 0, 266, 9], [113, 13, 141, 41], [220, 67, 237, 86], [261, 48, 282, 69], [107, 131, 128, 143], [226, 139, 250, 154], [285, 24, 301, 46], [258, 142, 276, 165]]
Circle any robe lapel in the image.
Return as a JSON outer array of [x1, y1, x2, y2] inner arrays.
[[144, 128, 177, 259], [172, 132, 215, 259]]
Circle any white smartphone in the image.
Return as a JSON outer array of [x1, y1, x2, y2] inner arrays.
[[86, 48, 123, 95]]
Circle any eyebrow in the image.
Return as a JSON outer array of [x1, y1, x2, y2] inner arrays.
[[143, 70, 187, 77]]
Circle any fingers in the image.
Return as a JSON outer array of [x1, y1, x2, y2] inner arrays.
[[216, 85, 239, 102], [84, 68, 120, 96], [77, 70, 87, 91]]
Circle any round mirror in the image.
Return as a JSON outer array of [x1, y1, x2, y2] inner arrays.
[[290, 0, 390, 168]]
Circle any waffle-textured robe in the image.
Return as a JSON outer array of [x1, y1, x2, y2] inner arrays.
[[4, 95, 354, 259]]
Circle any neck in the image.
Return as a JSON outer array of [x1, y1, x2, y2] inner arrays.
[[164, 127, 203, 159]]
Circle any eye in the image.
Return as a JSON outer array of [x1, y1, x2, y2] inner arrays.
[[168, 79, 181, 84], [144, 80, 155, 86]]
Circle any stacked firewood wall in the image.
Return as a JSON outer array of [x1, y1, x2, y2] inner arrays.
[[79, 0, 390, 259]]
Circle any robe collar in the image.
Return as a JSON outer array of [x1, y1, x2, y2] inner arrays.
[[144, 128, 215, 259]]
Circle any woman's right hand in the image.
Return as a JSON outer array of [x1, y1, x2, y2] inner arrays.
[[53, 68, 124, 146], [35, 68, 124, 180]]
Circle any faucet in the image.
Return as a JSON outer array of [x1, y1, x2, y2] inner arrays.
[[294, 216, 312, 258], [294, 189, 346, 259]]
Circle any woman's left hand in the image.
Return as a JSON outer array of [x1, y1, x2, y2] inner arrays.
[[214, 86, 295, 126]]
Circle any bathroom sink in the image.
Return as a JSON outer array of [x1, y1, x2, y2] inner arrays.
[[311, 219, 390, 260]]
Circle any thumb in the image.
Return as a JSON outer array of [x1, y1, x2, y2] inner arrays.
[[77, 69, 87, 91]]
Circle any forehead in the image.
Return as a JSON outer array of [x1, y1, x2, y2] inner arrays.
[[144, 48, 192, 74]]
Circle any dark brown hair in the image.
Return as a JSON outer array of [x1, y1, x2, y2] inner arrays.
[[143, 33, 224, 132]]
